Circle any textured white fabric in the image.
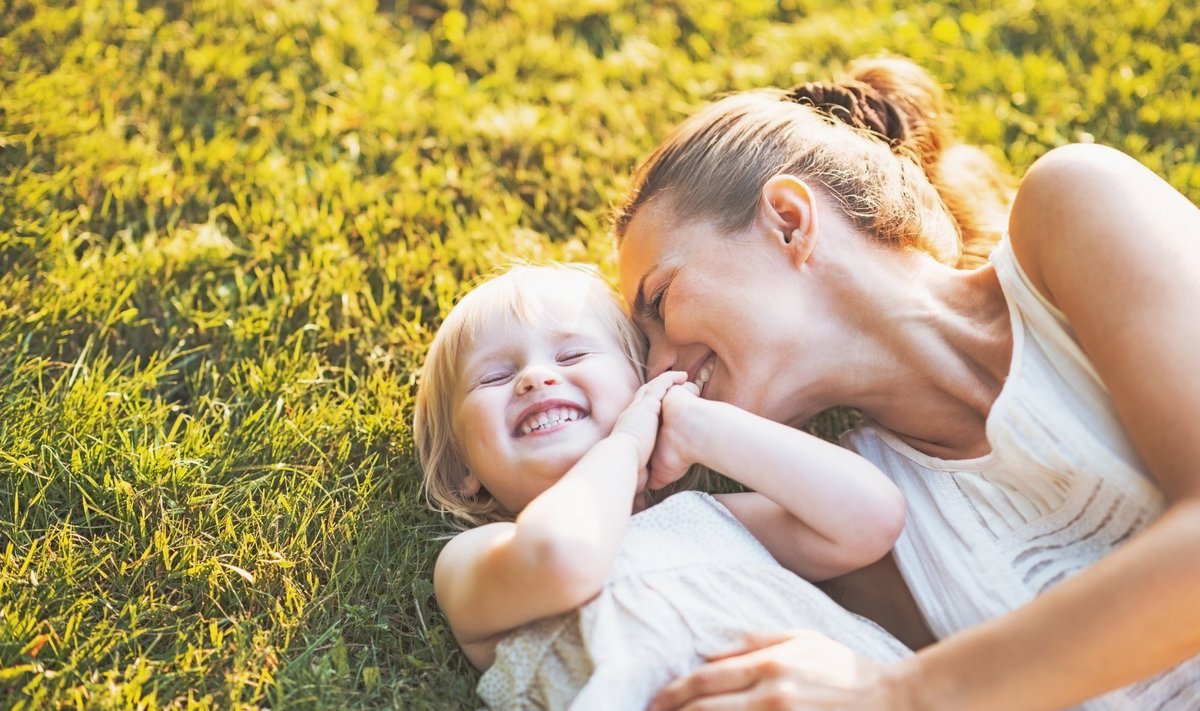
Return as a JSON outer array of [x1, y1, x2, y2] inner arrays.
[[476, 491, 910, 710], [842, 236, 1198, 709]]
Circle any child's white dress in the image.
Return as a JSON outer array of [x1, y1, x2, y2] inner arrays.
[[475, 491, 910, 709]]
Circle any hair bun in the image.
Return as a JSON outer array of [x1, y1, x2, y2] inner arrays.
[[784, 81, 909, 148]]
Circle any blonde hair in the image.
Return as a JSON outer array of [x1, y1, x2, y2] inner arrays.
[[413, 263, 647, 528], [615, 56, 1015, 268]]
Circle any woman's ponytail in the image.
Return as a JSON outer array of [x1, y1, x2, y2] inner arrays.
[[852, 57, 1017, 267], [787, 57, 1017, 268]]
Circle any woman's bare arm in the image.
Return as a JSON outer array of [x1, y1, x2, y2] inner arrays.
[[902, 143, 1200, 709]]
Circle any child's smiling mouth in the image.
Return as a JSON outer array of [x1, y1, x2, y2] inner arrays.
[[514, 402, 590, 436]]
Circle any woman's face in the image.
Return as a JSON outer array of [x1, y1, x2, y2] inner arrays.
[[618, 201, 814, 423]]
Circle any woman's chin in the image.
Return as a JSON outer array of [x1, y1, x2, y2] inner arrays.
[[713, 384, 760, 414]]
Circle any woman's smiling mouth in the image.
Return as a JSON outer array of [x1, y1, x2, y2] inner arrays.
[[692, 353, 716, 397]]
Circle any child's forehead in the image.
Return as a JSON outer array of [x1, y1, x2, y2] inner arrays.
[[449, 268, 625, 365], [471, 296, 606, 348]]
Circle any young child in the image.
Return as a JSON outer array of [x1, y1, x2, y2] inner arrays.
[[414, 263, 912, 709]]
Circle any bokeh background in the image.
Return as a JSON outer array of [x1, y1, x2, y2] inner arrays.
[[2, 0, 1198, 708]]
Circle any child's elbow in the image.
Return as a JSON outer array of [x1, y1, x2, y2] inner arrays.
[[875, 488, 907, 551], [524, 536, 609, 610], [843, 487, 906, 570]]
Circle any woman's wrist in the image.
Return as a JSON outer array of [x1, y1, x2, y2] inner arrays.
[[879, 654, 931, 711]]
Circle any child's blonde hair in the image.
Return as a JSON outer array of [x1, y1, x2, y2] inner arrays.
[[413, 263, 647, 528]]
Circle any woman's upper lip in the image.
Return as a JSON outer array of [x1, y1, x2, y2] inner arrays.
[[512, 398, 588, 435], [685, 351, 714, 382]]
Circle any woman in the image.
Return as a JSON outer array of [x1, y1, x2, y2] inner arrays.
[[614, 56, 1200, 710]]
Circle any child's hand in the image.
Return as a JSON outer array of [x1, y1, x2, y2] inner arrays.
[[646, 381, 705, 491], [611, 371, 688, 467]]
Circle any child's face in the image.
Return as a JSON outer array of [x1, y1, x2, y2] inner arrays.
[[453, 283, 642, 514]]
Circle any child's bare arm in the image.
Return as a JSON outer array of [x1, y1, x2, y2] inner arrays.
[[434, 433, 639, 668], [434, 372, 686, 668], [651, 385, 904, 581]]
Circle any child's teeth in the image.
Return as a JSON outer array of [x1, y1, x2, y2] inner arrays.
[[519, 407, 585, 435]]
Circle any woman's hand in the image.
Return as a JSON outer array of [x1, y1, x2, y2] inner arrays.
[[646, 380, 705, 491], [648, 630, 914, 711]]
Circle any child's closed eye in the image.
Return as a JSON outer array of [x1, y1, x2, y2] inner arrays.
[[477, 371, 514, 386], [557, 350, 591, 364]]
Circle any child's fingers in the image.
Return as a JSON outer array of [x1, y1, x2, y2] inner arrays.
[[639, 370, 687, 400], [672, 381, 700, 396], [652, 370, 688, 388], [614, 372, 687, 452]]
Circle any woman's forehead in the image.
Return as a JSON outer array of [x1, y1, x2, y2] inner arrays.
[[619, 204, 672, 278], [618, 201, 716, 300]]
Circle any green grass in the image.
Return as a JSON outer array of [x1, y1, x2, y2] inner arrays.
[[2, 0, 1197, 708]]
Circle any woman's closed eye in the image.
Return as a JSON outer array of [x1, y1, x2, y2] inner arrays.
[[649, 284, 668, 322]]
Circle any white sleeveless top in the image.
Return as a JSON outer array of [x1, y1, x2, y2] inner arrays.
[[476, 491, 910, 709], [843, 236, 1199, 709]]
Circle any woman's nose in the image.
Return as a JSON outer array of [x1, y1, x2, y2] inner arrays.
[[515, 365, 560, 395], [645, 341, 677, 379]]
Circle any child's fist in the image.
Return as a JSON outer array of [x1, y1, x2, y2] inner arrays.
[[611, 371, 687, 466]]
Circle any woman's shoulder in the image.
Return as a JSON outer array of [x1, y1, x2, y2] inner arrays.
[[1007, 145, 1126, 293], [1007, 143, 1191, 311]]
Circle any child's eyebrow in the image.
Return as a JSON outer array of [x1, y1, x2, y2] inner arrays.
[[549, 331, 612, 351], [459, 326, 605, 375], [458, 345, 508, 378], [549, 329, 597, 341]]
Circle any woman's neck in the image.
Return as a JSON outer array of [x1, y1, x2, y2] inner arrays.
[[807, 245, 1014, 459]]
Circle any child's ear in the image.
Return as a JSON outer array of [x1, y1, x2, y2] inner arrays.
[[460, 473, 482, 497]]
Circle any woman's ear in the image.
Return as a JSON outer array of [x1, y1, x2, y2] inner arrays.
[[758, 174, 819, 267]]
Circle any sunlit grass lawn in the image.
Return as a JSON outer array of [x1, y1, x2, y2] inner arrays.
[[2, 0, 1198, 708]]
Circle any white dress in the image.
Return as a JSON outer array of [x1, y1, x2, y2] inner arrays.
[[843, 236, 1199, 709], [475, 491, 910, 709]]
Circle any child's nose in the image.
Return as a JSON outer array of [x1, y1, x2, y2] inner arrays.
[[515, 365, 560, 395]]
